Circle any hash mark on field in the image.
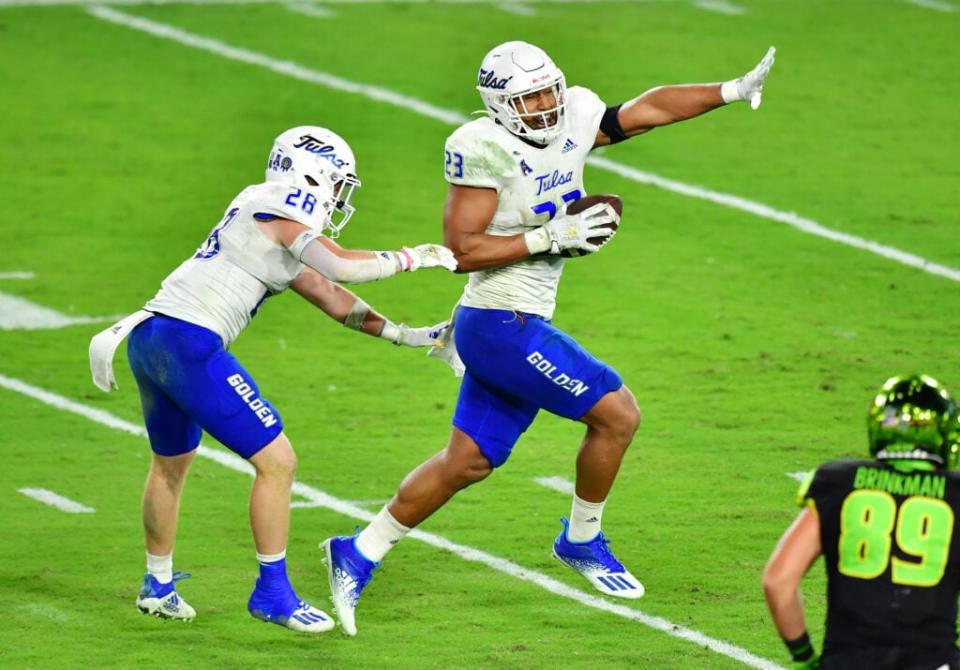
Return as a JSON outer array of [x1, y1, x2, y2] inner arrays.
[[496, 1, 537, 15], [693, 0, 746, 14], [18, 488, 95, 513], [534, 476, 575, 495], [0, 372, 784, 670], [0, 291, 119, 330], [904, 0, 955, 11], [86, 6, 960, 286], [283, 1, 337, 17], [786, 471, 807, 482], [0, 271, 35, 280]]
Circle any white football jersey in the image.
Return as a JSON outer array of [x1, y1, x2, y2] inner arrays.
[[444, 86, 606, 319], [146, 181, 331, 346]]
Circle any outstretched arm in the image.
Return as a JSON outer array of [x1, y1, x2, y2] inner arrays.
[[594, 47, 775, 146], [763, 506, 822, 669], [290, 267, 446, 346], [259, 217, 456, 283]]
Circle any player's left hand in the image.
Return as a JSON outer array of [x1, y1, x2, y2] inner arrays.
[[728, 46, 776, 110], [392, 321, 450, 347], [400, 244, 458, 272]]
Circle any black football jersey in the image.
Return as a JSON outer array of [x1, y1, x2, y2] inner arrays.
[[801, 459, 960, 656]]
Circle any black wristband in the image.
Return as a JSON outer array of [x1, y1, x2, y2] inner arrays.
[[599, 104, 628, 144], [784, 632, 814, 662]]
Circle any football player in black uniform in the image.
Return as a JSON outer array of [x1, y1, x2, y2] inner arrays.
[[764, 374, 960, 670]]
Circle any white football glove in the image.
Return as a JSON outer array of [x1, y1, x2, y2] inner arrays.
[[524, 203, 619, 255], [398, 244, 458, 272], [721, 46, 776, 110], [382, 320, 449, 347]]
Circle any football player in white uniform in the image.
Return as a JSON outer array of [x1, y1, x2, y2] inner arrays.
[[88, 126, 456, 633], [324, 42, 776, 634]]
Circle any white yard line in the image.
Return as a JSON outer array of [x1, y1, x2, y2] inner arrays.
[[282, 1, 336, 17], [87, 7, 960, 285], [903, 0, 955, 11], [0, 271, 35, 280], [693, 0, 746, 15], [0, 371, 783, 670], [18, 488, 96, 513], [534, 475, 575, 494], [0, 292, 120, 330]]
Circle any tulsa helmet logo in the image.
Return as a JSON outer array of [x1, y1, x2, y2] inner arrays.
[[478, 69, 513, 90], [293, 135, 349, 170]]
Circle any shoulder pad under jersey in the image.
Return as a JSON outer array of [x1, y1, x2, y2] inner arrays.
[[244, 181, 332, 231], [444, 119, 517, 191]]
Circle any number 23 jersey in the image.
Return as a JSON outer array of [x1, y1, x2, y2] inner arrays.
[[443, 86, 606, 319], [801, 460, 960, 654]]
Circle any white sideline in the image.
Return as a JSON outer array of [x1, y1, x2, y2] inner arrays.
[[86, 6, 960, 285], [0, 372, 783, 670], [18, 488, 96, 513]]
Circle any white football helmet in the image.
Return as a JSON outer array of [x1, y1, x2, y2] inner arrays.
[[476, 41, 566, 146], [265, 126, 362, 237]]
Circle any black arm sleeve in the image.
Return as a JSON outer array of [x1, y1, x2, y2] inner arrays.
[[599, 104, 628, 144]]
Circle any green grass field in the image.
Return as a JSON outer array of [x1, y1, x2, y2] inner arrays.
[[1, 0, 958, 667]]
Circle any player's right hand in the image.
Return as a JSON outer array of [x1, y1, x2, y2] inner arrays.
[[542, 203, 618, 255], [400, 244, 458, 272]]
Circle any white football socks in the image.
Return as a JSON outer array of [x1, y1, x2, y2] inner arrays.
[[356, 506, 410, 563], [568, 494, 606, 543], [146, 551, 173, 584]]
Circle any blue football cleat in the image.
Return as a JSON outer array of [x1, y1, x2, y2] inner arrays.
[[553, 517, 644, 599], [322, 535, 379, 636], [137, 571, 197, 621], [248, 582, 334, 634]]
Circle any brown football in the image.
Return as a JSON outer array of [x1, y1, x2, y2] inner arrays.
[[560, 194, 623, 257]]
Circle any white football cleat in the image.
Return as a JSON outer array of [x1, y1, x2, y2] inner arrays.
[[136, 571, 197, 621]]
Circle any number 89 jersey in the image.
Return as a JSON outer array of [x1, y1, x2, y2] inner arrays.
[[443, 86, 606, 319], [146, 181, 331, 347], [801, 459, 960, 656]]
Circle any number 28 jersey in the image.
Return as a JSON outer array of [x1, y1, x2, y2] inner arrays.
[[801, 460, 960, 655], [146, 181, 329, 347], [443, 86, 607, 319]]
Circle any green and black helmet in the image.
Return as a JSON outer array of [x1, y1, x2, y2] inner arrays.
[[868, 374, 960, 468]]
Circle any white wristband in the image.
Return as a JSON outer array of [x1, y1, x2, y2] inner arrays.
[[379, 320, 401, 345], [720, 79, 742, 104], [523, 227, 552, 255]]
